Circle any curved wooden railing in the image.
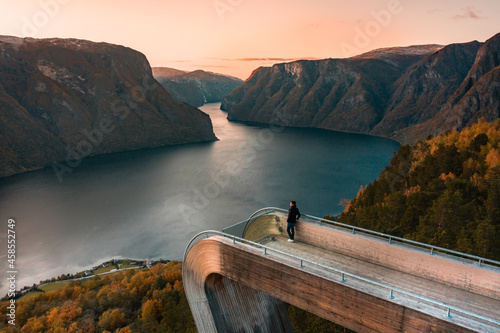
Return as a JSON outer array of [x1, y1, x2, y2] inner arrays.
[[184, 229, 500, 329], [223, 207, 500, 269]]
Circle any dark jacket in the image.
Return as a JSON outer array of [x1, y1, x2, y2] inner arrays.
[[287, 205, 301, 223]]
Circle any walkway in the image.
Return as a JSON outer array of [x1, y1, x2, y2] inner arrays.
[[183, 207, 500, 333], [263, 235, 499, 324]]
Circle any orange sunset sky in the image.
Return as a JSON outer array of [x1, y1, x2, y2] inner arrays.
[[1, 0, 499, 79]]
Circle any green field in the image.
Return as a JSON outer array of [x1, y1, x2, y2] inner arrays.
[[119, 264, 141, 269], [18, 281, 71, 301], [40, 281, 71, 292], [92, 265, 117, 275]]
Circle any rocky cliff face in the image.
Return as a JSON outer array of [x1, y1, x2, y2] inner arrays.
[[408, 33, 500, 142], [370, 41, 482, 140], [0, 36, 216, 178], [153, 68, 243, 107], [222, 33, 500, 144]]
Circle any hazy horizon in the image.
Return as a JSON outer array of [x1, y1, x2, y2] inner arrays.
[[1, 0, 499, 79]]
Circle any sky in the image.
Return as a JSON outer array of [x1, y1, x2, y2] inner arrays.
[[1, 0, 499, 79]]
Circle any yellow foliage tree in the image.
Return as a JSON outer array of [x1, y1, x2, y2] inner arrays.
[[98, 308, 126, 331], [141, 299, 163, 322]]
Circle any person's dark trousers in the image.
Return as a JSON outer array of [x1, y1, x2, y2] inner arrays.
[[287, 222, 295, 240]]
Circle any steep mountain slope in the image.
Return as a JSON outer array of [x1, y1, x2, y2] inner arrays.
[[222, 33, 500, 144], [223, 45, 442, 135], [370, 41, 482, 140], [0, 36, 216, 178], [153, 68, 243, 107], [220, 66, 270, 111], [407, 33, 500, 142]]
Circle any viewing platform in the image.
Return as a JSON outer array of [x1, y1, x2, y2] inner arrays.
[[183, 208, 500, 333]]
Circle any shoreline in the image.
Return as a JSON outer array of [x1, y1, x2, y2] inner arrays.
[[4, 258, 172, 301]]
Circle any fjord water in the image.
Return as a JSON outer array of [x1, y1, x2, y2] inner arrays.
[[0, 103, 399, 294]]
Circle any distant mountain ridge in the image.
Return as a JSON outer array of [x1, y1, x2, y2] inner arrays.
[[151, 67, 188, 78], [0, 36, 216, 178], [222, 33, 500, 144], [153, 67, 243, 107], [355, 44, 445, 57]]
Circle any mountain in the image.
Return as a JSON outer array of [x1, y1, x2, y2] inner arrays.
[[370, 41, 482, 141], [222, 45, 444, 135], [406, 33, 500, 142], [222, 33, 500, 144], [153, 67, 243, 107], [0, 36, 216, 178]]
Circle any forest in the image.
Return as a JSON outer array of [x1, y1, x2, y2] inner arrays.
[[337, 119, 500, 261], [0, 262, 195, 332]]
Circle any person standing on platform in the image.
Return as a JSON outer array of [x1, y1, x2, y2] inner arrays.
[[287, 200, 301, 242]]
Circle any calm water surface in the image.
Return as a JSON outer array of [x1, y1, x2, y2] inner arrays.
[[0, 103, 399, 294]]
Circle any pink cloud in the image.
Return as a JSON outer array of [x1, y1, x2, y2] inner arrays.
[[209, 57, 320, 62], [452, 7, 485, 20]]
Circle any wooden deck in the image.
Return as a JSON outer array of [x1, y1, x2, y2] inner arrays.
[[262, 235, 500, 324], [184, 210, 500, 332], [242, 212, 500, 332]]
